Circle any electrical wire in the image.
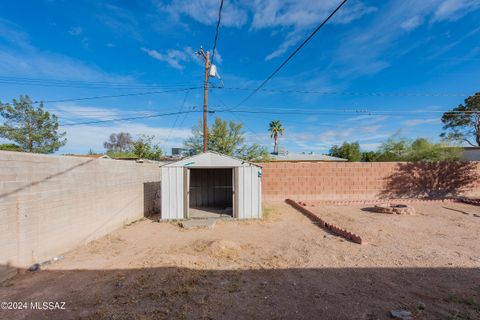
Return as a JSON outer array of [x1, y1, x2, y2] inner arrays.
[[230, 0, 349, 110], [177, 105, 196, 129], [0, 80, 199, 90], [164, 90, 190, 146], [213, 107, 480, 115], [213, 86, 469, 97], [31, 86, 202, 104], [211, 90, 259, 135], [0, 75, 199, 89], [223, 110, 349, 128], [54, 107, 476, 131], [211, 0, 224, 64], [58, 110, 201, 127]]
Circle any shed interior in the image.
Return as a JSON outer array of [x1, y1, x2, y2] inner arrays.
[[188, 168, 233, 218]]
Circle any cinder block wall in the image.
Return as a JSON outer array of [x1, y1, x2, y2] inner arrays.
[[0, 151, 160, 281], [262, 161, 480, 200]]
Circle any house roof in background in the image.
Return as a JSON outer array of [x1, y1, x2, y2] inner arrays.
[[66, 154, 111, 159], [461, 147, 480, 161]]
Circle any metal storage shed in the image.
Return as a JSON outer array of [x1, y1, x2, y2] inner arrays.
[[160, 151, 262, 220]]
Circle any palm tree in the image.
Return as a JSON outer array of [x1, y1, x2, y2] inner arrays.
[[269, 120, 284, 155]]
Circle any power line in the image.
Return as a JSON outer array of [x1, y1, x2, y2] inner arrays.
[[0, 75, 198, 89], [217, 109, 374, 116], [0, 80, 199, 90], [214, 86, 469, 97], [58, 110, 201, 127], [177, 105, 197, 129], [31, 86, 202, 104], [211, 89, 259, 135], [222, 110, 345, 128], [211, 0, 224, 64], [214, 107, 480, 115], [230, 0, 349, 110], [164, 90, 190, 146]]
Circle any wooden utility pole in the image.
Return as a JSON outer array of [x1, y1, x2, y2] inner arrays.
[[202, 51, 210, 153]]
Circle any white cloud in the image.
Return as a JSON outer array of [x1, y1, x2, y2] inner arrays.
[[141, 47, 198, 70], [249, 118, 392, 153], [61, 122, 191, 154], [0, 18, 131, 81], [0, 18, 30, 50], [68, 26, 83, 36], [361, 143, 382, 151], [433, 0, 480, 21], [43, 104, 193, 153], [265, 31, 304, 61], [345, 114, 389, 122], [402, 118, 440, 126], [50, 104, 121, 122], [254, 0, 377, 60], [400, 16, 422, 31], [331, 0, 480, 78], [157, 0, 375, 61], [212, 49, 222, 64], [96, 3, 142, 40], [304, 115, 319, 123], [251, 0, 376, 30], [159, 0, 248, 28]]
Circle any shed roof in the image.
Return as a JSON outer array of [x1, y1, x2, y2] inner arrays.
[[162, 151, 262, 168]]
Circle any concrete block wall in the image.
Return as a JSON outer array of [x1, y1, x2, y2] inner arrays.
[[0, 151, 160, 281], [262, 161, 480, 200]]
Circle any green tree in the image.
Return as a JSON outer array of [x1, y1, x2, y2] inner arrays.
[[0, 143, 24, 152], [361, 151, 378, 162], [0, 95, 66, 153], [329, 141, 362, 161], [185, 117, 271, 162], [409, 138, 460, 161], [209, 117, 244, 154], [236, 144, 271, 162], [185, 117, 244, 155], [268, 120, 284, 154], [376, 135, 460, 161], [441, 92, 480, 146], [131, 135, 162, 160], [375, 135, 410, 161]]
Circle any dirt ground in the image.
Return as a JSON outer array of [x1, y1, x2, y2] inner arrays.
[[1, 200, 480, 320]]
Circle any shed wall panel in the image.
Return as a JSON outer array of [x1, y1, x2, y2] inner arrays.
[[236, 167, 244, 218], [251, 167, 260, 218], [176, 168, 183, 217], [161, 167, 184, 219], [245, 167, 252, 218], [237, 166, 262, 219]]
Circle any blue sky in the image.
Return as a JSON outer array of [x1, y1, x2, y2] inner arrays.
[[1, 0, 480, 154]]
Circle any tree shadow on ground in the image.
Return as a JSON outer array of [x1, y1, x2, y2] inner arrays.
[[379, 161, 480, 199], [1, 265, 479, 320]]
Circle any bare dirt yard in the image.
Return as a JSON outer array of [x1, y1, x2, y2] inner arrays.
[[1, 200, 480, 320]]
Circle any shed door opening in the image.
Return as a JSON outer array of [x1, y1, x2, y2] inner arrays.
[[188, 168, 233, 218]]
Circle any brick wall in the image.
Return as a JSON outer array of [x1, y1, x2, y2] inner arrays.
[[0, 151, 160, 281], [262, 161, 480, 201]]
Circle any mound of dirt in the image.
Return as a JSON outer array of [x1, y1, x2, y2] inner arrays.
[[194, 239, 241, 258]]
